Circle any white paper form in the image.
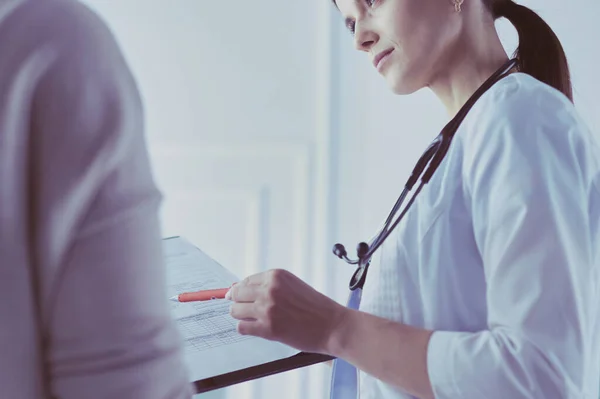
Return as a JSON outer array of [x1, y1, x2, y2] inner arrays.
[[162, 237, 299, 382]]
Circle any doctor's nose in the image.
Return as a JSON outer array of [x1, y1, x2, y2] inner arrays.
[[354, 24, 378, 52]]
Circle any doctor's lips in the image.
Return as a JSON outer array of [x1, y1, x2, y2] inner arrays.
[[373, 48, 394, 71]]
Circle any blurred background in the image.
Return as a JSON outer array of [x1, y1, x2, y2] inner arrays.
[[79, 0, 599, 398]]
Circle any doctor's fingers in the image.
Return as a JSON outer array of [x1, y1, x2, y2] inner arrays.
[[227, 283, 262, 302], [239, 270, 273, 286], [229, 302, 259, 320]]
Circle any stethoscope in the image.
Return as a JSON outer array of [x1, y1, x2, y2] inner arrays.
[[332, 57, 519, 291]]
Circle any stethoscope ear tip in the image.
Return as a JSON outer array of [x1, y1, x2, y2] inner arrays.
[[332, 243, 347, 258]]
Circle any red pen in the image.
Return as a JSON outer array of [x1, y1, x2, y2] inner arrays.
[[170, 285, 233, 303]]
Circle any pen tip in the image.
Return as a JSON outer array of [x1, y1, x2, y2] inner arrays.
[[169, 295, 179, 302]]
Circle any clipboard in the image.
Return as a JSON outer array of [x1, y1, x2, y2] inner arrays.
[[193, 352, 334, 393], [162, 236, 335, 393]]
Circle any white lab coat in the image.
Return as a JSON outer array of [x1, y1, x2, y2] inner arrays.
[[358, 72, 600, 399]]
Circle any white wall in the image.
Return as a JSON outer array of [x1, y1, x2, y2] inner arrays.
[[80, 1, 338, 398]]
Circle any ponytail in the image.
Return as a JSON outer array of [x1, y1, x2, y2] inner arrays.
[[488, 0, 573, 102]]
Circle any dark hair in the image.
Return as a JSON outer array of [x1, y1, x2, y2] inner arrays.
[[487, 0, 573, 101]]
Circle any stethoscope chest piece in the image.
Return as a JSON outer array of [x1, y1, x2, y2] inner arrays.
[[333, 242, 371, 290]]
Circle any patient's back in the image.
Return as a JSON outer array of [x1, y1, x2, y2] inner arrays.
[[0, 0, 191, 397]]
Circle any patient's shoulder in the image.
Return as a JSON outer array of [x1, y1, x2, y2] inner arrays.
[[1, 0, 123, 66]]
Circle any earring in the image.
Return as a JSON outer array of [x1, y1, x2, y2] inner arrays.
[[454, 0, 464, 12]]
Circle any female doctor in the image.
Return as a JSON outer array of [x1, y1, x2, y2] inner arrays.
[[226, 0, 600, 398]]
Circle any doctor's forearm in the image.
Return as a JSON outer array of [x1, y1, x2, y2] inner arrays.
[[327, 308, 435, 399]]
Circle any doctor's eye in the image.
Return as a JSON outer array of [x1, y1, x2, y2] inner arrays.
[[346, 20, 356, 35], [365, 0, 380, 6]]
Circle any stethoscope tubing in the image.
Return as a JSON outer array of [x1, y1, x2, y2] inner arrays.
[[334, 58, 520, 291]]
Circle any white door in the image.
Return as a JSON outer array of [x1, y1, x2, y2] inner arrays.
[[79, 1, 353, 398]]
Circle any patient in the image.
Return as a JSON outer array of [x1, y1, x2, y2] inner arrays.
[[0, 0, 191, 397]]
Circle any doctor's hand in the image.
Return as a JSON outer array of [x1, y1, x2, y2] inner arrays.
[[226, 269, 348, 354]]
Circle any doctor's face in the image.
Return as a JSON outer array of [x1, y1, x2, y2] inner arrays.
[[335, 0, 462, 94]]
